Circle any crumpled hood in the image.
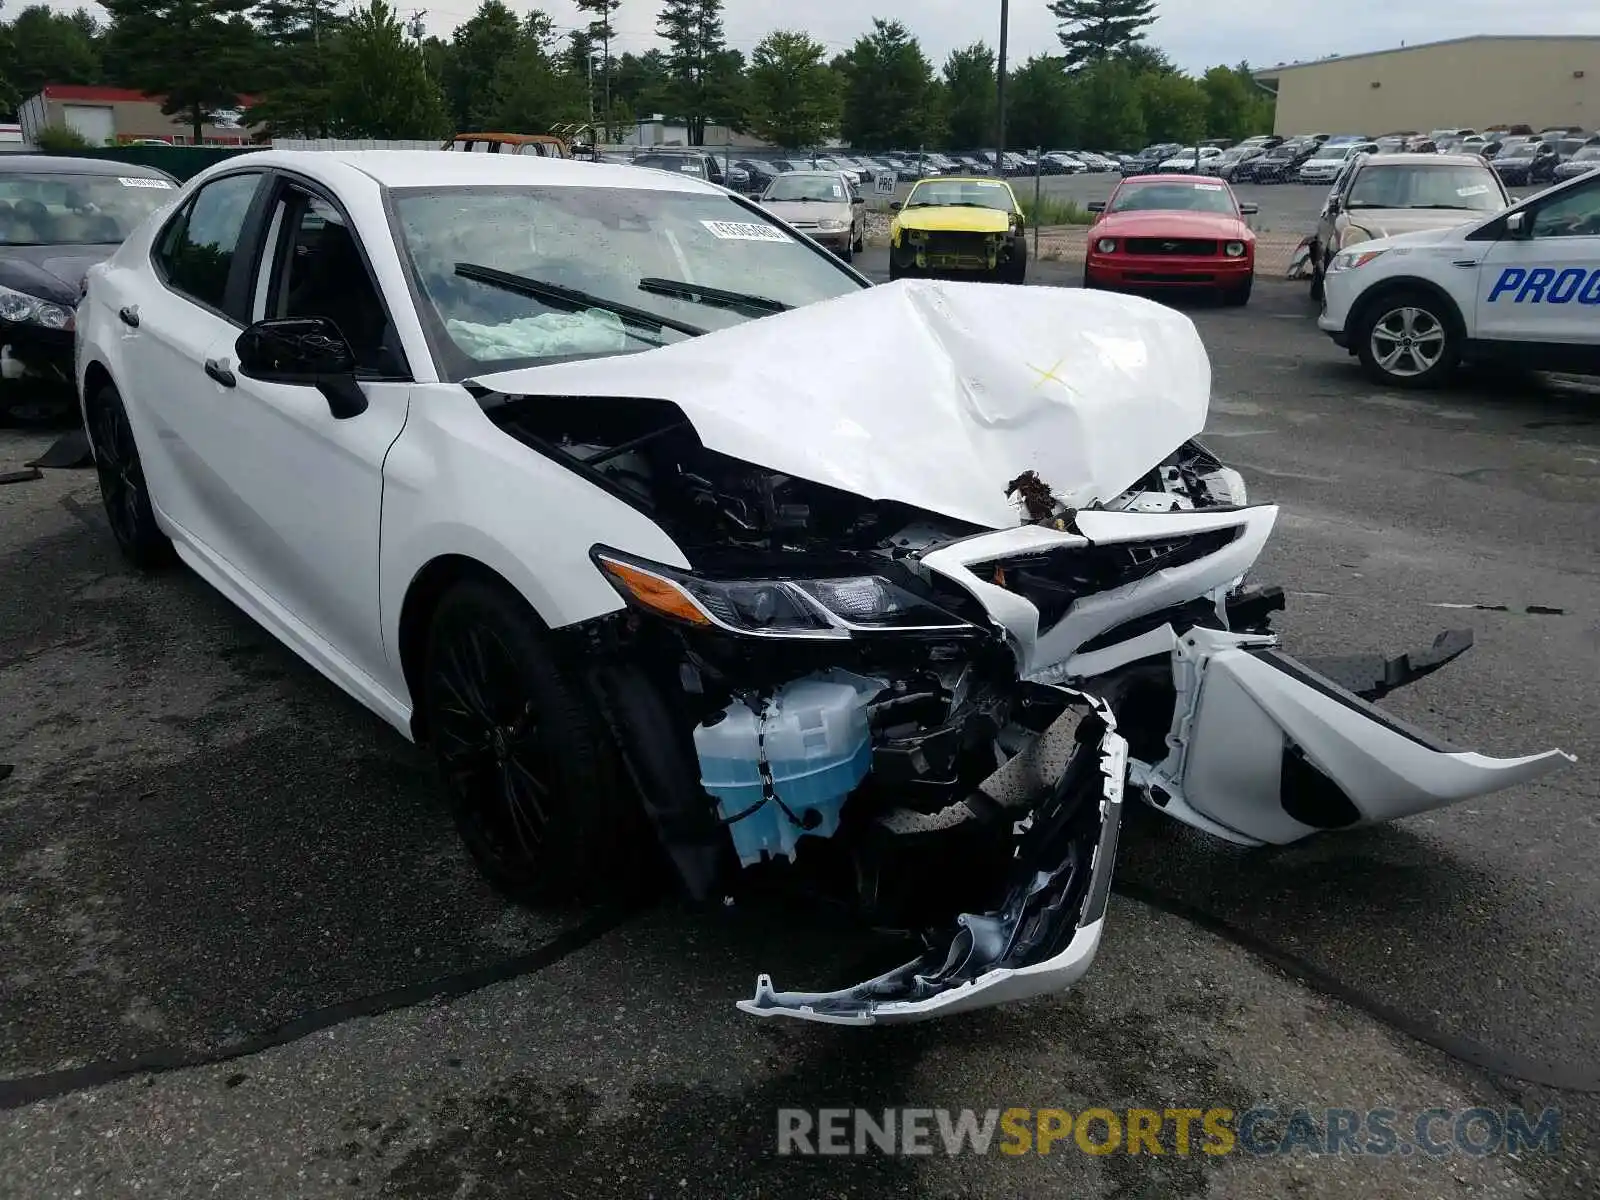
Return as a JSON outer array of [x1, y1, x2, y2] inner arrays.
[[470, 278, 1210, 530]]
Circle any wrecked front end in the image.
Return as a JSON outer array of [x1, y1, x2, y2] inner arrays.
[[468, 281, 1572, 1025], [476, 390, 1571, 1025]]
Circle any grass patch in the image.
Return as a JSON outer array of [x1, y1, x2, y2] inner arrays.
[[1018, 195, 1096, 226]]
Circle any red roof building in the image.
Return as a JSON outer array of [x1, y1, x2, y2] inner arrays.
[[20, 84, 262, 147]]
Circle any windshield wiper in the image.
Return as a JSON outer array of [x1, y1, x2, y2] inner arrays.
[[1403, 203, 1482, 210], [455, 263, 707, 339], [638, 277, 791, 316]]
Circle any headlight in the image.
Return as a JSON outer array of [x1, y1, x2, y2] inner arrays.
[[907, 229, 928, 246], [0, 283, 74, 331], [1224, 241, 1246, 257], [1327, 247, 1388, 273], [593, 550, 978, 639], [1339, 225, 1374, 247], [816, 218, 848, 233], [1095, 238, 1117, 254]]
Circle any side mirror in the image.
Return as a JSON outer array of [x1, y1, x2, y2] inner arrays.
[[889, 201, 902, 211], [235, 316, 368, 420], [1505, 211, 1530, 239], [1239, 202, 1259, 215], [1087, 200, 1106, 212]]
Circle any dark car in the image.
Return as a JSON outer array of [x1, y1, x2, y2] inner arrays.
[[732, 158, 780, 195], [1121, 144, 1183, 175], [1, 155, 178, 426], [632, 150, 736, 189], [1491, 139, 1561, 185], [1554, 143, 1600, 181], [1241, 139, 1316, 184]]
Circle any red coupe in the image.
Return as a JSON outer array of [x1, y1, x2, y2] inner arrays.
[[1083, 175, 1259, 305]]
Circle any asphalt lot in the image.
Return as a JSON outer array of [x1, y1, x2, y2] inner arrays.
[[2, 274, 1598, 1198]]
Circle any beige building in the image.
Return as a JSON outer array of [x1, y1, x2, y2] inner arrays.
[[1255, 35, 1599, 136], [18, 85, 257, 147]]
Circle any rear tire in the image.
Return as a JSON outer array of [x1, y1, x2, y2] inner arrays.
[[1353, 288, 1461, 389], [87, 382, 174, 570], [423, 580, 654, 904]]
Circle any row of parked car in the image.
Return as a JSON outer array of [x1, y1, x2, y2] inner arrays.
[[1146, 127, 1600, 187]]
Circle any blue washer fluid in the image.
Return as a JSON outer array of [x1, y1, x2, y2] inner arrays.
[[692, 670, 884, 867]]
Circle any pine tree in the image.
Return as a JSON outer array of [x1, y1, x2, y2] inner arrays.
[[574, 0, 619, 138], [249, 0, 344, 137], [100, 0, 260, 142], [326, 0, 447, 138], [656, 0, 729, 144], [1048, 0, 1157, 71]]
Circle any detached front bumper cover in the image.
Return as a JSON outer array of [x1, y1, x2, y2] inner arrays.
[[737, 690, 1127, 1026]]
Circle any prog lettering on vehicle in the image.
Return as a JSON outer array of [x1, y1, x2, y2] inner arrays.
[[1486, 266, 1600, 304]]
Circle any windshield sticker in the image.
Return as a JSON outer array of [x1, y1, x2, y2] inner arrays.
[[119, 176, 174, 189], [701, 220, 792, 243], [1457, 185, 1491, 197], [1194, 183, 1223, 191]]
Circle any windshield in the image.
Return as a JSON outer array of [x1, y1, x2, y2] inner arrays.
[[764, 174, 849, 202], [904, 179, 1015, 211], [1345, 163, 1505, 211], [0, 171, 175, 246], [1311, 146, 1353, 161], [1571, 147, 1600, 162], [391, 185, 863, 379], [1108, 180, 1238, 215], [635, 155, 707, 178]]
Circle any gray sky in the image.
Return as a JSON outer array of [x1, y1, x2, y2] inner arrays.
[[31, 1, 1600, 74]]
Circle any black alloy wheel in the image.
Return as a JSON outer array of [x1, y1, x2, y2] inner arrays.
[[423, 580, 652, 903], [89, 384, 172, 569]]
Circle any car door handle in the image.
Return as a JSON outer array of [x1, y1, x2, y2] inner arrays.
[[204, 358, 236, 388], [117, 305, 140, 328]]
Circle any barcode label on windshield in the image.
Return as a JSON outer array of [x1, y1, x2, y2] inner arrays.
[[701, 220, 792, 243], [119, 177, 174, 188]]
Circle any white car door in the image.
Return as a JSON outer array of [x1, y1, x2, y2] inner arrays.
[[178, 179, 413, 682], [121, 170, 270, 550], [1476, 175, 1600, 349]]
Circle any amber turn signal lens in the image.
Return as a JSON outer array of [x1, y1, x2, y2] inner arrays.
[[598, 558, 711, 626]]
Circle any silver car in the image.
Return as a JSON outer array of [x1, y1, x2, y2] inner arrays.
[[1308, 152, 1510, 298], [756, 171, 866, 261]]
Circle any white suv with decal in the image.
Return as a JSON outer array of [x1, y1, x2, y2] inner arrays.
[[1318, 169, 1600, 387]]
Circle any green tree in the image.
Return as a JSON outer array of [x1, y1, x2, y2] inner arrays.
[[327, 0, 448, 138], [4, 4, 102, 98], [839, 19, 939, 150], [745, 30, 838, 149], [941, 42, 994, 149], [484, 25, 586, 134], [1077, 56, 1144, 149], [1139, 68, 1205, 143], [611, 49, 669, 120], [656, 0, 733, 143], [1201, 62, 1273, 140], [1049, 0, 1157, 71], [248, 1, 345, 137], [574, 0, 618, 136], [100, 0, 260, 142], [1007, 55, 1076, 150], [442, 1, 523, 130]]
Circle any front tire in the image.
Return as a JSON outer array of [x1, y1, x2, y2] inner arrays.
[[423, 580, 654, 904], [1354, 289, 1460, 389], [1222, 277, 1253, 306], [88, 382, 173, 570]]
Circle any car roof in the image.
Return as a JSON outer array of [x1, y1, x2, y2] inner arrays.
[[0, 153, 174, 179], [1119, 173, 1234, 185], [200, 149, 726, 195], [1358, 152, 1488, 167]]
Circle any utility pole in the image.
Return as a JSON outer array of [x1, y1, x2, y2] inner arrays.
[[405, 9, 426, 45], [996, 0, 1009, 173]]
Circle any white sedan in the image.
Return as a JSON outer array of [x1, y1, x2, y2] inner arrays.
[[75, 150, 1569, 1025]]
